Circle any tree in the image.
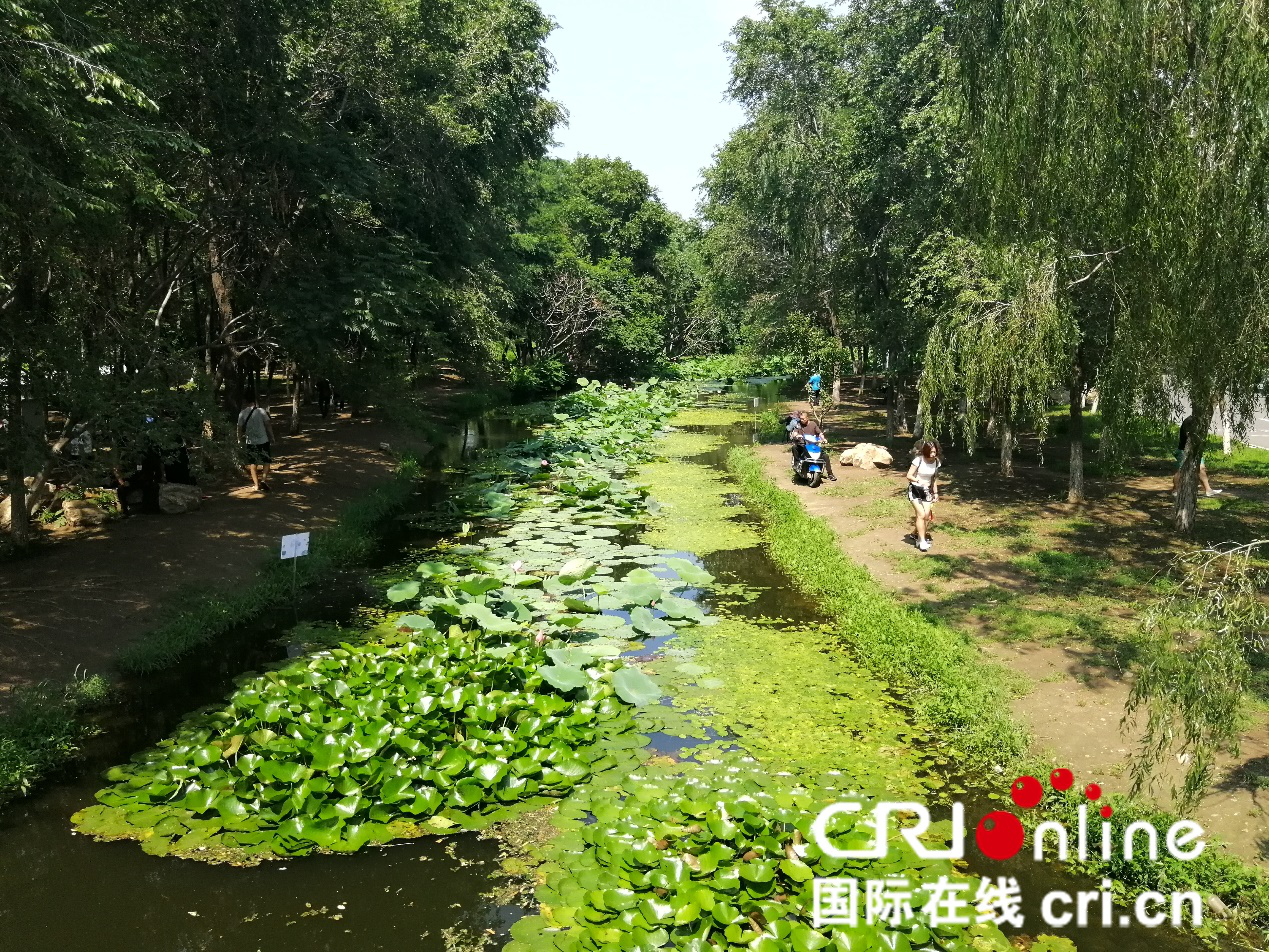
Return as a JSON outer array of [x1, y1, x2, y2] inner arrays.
[[912, 237, 1075, 476], [1, 0, 563, 541], [511, 156, 700, 379], [957, 0, 1269, 530]]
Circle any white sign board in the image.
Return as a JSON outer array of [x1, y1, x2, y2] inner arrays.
[[280, 532, 311, 560]]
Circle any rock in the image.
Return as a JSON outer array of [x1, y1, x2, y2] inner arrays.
[[839, 443, 894, 470], [63, 499, 108, 527], [159, 483, 202, 515], [0, 480, 58, 529]]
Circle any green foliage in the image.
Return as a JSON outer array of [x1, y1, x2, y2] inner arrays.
[[510, 158, 710, 379], [76, 630, 649, 861], [1037, 785, 1269, 937], [755, 410, 787, 444], [957, 0, 1269, 524], [2, 0, 563, 540], [667, 353, 799, 381], [0, 674, 111, 805], [726, 445, 1026, 767], [81, 380, 722, 861], [914, 236, 1076, 452], [513, 758, 1018, 952], [1126, 543, 1268, 813], [702, 0, 963, 394]]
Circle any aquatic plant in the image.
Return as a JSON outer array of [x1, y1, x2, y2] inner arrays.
[[74, 627, 650, 860], [725, 447, 1026, 769], [75, 380, 716, 862], [510, 757, 1018, 952]]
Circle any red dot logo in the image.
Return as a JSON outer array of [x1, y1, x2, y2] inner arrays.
[[1084, 783, 1102, 802], [975, 811, 1025, 860], [1010, 775, 1044, 809], [1100, 805, 1113, 819], [1050, 767, 1074, 792]]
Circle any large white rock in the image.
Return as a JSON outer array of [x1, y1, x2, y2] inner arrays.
[[159, 483, 202, 515], [63, 499, 109, 526], [839, 443, 894, 470]]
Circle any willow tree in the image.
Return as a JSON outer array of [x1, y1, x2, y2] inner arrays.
[[957, 0, 1269, 531], [704, 1, 859, 400], [914, 236, 1075, 475]]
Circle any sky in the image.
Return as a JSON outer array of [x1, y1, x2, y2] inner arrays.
[[537, 0, 764, 219]]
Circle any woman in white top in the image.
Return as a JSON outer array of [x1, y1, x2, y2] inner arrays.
[[905, 440, 942, 552]]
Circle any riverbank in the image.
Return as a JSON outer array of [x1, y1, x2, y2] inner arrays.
[[749, 396, 1269, 869], [4, 384, 1257, 952], [0, 386, 492, 806]]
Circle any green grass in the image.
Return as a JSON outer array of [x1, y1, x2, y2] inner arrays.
[[1010, 550, 1135, 588], [850, 495, 911, 521], [937, 521, 1037, 553], [1033, 779, 1269, 941], [819, 479, 877, 499], [1204, 439, 1269, 479], [888, 550, 972, 580], [0, 675, 111, 806], [727, 445, 1027, 769], [115, 456, 423, 675]]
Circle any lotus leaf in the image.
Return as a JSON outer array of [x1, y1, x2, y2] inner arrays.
[[386, 581, 421, 603]]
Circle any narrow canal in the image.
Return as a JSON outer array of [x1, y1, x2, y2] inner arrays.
[[0, 383, 1215, 952]]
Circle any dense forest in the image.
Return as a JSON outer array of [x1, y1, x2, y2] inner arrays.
[[6, 0, 1269, 542], [0, 0, 711, 544]]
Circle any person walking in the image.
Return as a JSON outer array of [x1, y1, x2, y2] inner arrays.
[[906, 440, 942, 552], [317, 378, 334, 419], [236, 397, 276, 493], [1172, 415, 1222, 498], [807, 371, 822, 407]]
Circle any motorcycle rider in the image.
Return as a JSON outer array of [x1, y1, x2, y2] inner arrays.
[[791, 411, 837, 481]]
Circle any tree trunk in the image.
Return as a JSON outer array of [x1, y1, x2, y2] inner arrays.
[[1067, 366, 1086, 503], [289, 367, 301, 435], [824, 293, 843, 403], [1221, 398, 1232, 456], [857, 345, 868, 396], [1174, 397, 1214, 534], [999, 416, 1015, 477], [208, 236, 241, 407], [885, 387, 896, 441], [5, 343, 29, 544]]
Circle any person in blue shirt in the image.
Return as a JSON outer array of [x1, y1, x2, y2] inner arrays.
[[808, 372, 822, 407]]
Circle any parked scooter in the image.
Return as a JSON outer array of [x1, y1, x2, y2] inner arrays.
[[792, 433, 826, 488]]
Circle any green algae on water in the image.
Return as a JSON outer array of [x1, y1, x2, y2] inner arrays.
[[670, 407, 752, 427], [647, 614, 935, 797], [653, 429, 727, 459], [638, 457, 760, 555]]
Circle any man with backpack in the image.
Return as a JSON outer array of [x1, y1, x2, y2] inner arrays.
[[236, 396, 276, 493]]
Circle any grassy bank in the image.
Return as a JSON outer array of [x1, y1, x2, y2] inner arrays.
[[0, 457, 425, 807], [726, 444, 1027, 768], [726, 442, 1269, 940], [0, 675, 111, 808]]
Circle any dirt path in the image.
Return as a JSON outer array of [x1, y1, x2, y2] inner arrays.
[[760, 399, 1269, 865], [0, 409, 438, 702]]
